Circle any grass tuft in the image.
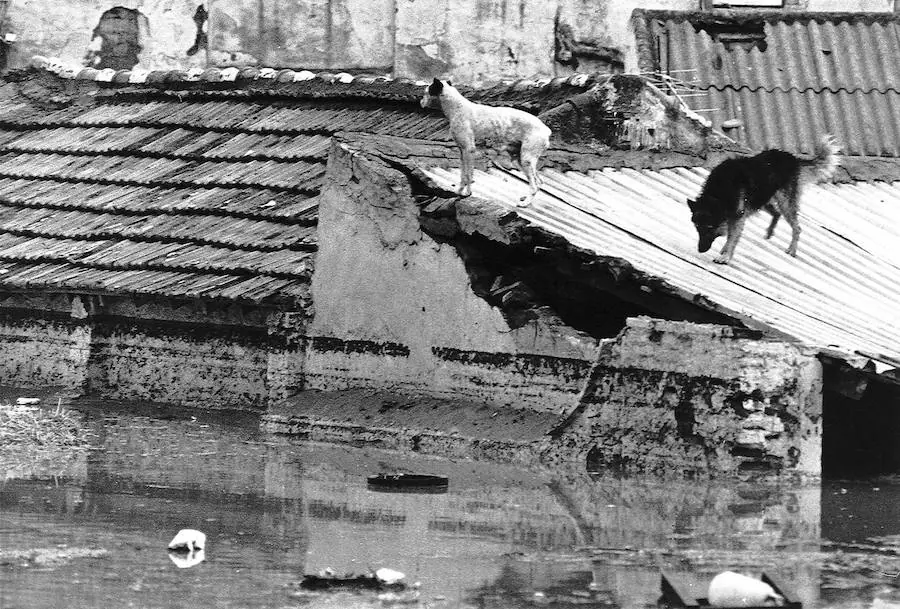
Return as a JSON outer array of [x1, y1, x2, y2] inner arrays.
[[0, 400, 95, 479]]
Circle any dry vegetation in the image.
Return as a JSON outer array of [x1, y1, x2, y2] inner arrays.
[[0, 401, 94, 479]]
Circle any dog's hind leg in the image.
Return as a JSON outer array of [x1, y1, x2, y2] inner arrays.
[[518, 134, 548, 206], [765, 211, 780, 239], [780, 181, 801, 256], [783, 212, 801, 256]]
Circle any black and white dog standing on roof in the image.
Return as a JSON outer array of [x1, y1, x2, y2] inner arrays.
[[420, 78, 551, 207], [688, 135, 840, 265]]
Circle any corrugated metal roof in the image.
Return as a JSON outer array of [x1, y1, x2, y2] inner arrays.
[[645, 14, 900, 93], [634, 10, 900, 156], [692, 87, 900, 157], [422, 165, 900, 368]]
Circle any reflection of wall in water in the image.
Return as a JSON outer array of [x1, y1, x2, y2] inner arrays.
[[552, 474, 821, 551]]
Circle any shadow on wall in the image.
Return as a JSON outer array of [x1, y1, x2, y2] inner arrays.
[[83, 7, 148, 70]]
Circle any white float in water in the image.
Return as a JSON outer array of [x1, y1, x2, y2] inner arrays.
[[167, 528, 206, 552], [708, 571, 785, 607]]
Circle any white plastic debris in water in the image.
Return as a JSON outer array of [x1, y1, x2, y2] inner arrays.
[[167, 528, 206, 552], [708, 571, 785, 607], [15, 397, 40, 405], [374, 567, 405, 585]]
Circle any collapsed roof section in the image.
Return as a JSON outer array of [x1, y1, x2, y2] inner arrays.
[[347, 129, 900, 376]]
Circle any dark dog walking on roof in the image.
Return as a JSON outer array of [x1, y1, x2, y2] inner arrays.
[[420, 78, 551, 207], [688, 135, 840, 265]]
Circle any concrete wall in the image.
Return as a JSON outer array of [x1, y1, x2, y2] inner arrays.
[[545, 317, 823, 476]]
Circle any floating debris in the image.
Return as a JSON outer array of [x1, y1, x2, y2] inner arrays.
[[660, 570, 800, 608], [298, 567, 407, 591], [167, 529, 206, 552], [374, 567, 406, 585], [367, 473, 448, 493], [0, 547, 108, 568], [707, 572, 785, 607]]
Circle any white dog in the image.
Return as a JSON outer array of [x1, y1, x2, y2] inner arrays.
[[420, 78, 551, 206]]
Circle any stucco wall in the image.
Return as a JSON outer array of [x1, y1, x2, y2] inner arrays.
[[308, 140, 596, 412], [7, 0, 204, 70], [209, 0, 394, 69]]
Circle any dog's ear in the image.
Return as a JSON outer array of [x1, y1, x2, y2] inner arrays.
[[447, 80, 452, 86], [428, 78, 443, 96]]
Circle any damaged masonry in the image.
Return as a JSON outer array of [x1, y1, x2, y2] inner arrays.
[[0, 63, 897, 478]]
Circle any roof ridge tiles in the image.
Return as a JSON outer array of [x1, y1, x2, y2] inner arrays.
[[26, 55, 608, 107]]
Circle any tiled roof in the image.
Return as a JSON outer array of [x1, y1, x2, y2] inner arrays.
[[0, 61, 606, 305], [422, 163, 900, 370], [632, 10, 900, 156]]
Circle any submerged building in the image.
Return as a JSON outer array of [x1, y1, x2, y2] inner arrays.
[[0, 7, 897, 478]]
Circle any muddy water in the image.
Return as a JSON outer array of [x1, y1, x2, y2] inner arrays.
[[2, 404, 900, 609]]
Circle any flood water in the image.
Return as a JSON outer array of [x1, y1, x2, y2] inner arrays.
[[2, 402, 900, 609]]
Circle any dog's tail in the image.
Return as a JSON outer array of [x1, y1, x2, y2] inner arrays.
[[808, 134, 841, 181]]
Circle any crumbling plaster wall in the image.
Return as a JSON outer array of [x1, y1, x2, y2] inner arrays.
[[7, 0, 204, 70], [545, 318, 823, 477], [7, 1, 898, 80], [209, 0, 394, 69], [308, 140, 596, 412]]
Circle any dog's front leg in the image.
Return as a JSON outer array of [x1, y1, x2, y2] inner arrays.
[[455, 129, 476, 197], [714, 217, 745, 264], [459, 145, 474, 196]]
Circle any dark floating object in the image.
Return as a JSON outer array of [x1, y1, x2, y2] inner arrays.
[[300, 568, 406, 591], [660, 570, 801, 609], [367, 473, 449, 492]]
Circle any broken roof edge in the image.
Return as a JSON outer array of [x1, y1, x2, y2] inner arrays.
[[333, 131, 735, 178]]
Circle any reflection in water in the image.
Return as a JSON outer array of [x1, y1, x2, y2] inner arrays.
[[0, 404, 899, 608]]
